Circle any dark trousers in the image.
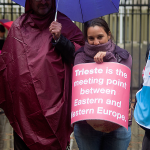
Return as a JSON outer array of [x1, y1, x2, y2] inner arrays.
[[142, 130, 150, 150], [14, 131, 30, 150]]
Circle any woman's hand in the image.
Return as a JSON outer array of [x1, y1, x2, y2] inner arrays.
[[94, 51, 106, 63], [49, 21, 62, 41]]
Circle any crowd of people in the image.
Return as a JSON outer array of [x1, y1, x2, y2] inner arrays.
[[0, 0, 149, 150]]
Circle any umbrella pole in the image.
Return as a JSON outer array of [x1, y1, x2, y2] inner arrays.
[[54, 11, 57, 21], [54, 0, 60, 21]]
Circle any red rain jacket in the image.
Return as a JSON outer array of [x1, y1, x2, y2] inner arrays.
[[0, 1, 84, 149]]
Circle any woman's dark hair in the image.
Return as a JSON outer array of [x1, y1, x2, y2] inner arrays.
[[145, 44, 150, 62], [84, 18, 113, 40], [0, 25, 5, 33]]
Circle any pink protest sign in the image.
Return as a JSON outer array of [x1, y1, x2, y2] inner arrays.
[[71, 62, 131, 131]]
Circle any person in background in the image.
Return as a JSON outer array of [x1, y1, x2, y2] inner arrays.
[[0, 24, 5, 114], [0, 24, 5, 51], [0, 0, 84, 150], [141, 44, 150, 150], [74, 18, 132, 150]]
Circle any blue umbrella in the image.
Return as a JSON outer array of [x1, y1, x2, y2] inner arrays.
[[56, 0, 120, 23], [11, 0, 120, 23], [12, 0, 25, 7]]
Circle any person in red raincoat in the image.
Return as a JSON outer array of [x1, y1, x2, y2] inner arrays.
[[0, 0, 84, 149]]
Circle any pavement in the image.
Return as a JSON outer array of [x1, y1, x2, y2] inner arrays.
[[0, 113, 13, 150]]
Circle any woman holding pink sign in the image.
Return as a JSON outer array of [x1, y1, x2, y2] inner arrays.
[[74, 18, 132, 150]]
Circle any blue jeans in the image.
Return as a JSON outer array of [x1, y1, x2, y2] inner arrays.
[[74, 122, 131, 150]]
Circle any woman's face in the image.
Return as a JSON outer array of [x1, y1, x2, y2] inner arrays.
[[87, 25, 111, 45]]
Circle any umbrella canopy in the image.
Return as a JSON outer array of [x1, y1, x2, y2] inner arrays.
[[0, 19, 13, 30], [12, 0, 25, 7], [10, 0, 120, 23], [56, 0, 120, 23]]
